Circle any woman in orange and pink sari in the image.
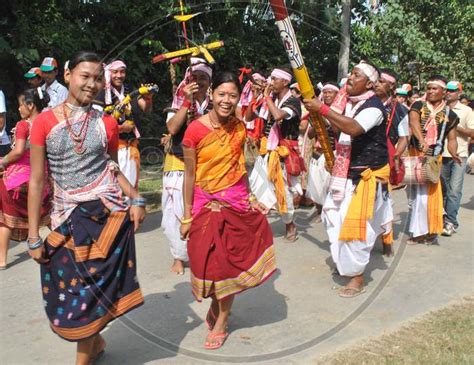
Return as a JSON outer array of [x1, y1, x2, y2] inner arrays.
[[181, 71, 276, 350]]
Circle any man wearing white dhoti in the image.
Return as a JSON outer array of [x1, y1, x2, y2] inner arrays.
[[304, 61, 392, 298], [162, 58, 212, 275], [248, 67, 302, 242]]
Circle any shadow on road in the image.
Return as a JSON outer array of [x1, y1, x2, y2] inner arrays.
[[100, 271, 287, 363], [137, 210, 163, 234]]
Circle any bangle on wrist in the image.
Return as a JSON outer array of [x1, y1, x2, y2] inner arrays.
[[182, 99, 192, 109], [27, 237, 43, 250], [180, 216, 193, 224], [130, 197, 147, 207], [319, 104, 330, 117]]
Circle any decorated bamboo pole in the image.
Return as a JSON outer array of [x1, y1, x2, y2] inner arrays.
[[269, 0, 335, 170]]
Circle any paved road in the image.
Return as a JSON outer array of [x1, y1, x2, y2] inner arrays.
[[1, 176, 473, 364]]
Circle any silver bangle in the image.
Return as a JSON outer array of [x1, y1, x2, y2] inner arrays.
[[27, 237, 43, 250], [130, 197, 147, 207]]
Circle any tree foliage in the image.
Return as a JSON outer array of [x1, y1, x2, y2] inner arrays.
[[1, 0, 472, 135], [353, 0, 473, 91]]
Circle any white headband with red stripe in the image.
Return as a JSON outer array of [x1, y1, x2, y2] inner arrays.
[[355, 62, 379, 83], [427, 80, 447, 89], [322, 84, 340, 92], [380, 72, 396, 84], [271, 68, 292, 82]]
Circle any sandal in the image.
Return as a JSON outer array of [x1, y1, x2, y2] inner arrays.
[[284, 227, 298, 242], [204, 332, 229, 350], [407, 236, 423, 245], [423, 235, 439, 245], [338, 286, 366, 298], [205, 305, 218, 331]]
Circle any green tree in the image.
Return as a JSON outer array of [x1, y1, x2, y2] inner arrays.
[[352, 0, 474, 92]]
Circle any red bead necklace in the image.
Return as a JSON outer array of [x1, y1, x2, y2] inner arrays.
[[62, 103, 91, 154]]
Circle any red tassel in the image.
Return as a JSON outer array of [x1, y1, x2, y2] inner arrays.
[[238, 67, 252, 84]]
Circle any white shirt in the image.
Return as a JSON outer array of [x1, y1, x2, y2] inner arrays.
[[442, 102, 474, 158], [42, 80, 68, 109], [354, 107, 383, 132], [397, 114, 409, 137], [0, 90, 11, 145]]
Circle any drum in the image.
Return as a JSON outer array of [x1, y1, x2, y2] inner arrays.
[[401, 155, 441, 184]]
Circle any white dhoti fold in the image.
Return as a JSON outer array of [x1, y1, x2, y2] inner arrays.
[[383, 194, 395, 238], [322, 180, 393, 277], [306, 154, 331, 205], [161, 171, 188, 261], [407, 184, 429, 238], [118, 146, 139, 187], [249, 155, 296, 223]]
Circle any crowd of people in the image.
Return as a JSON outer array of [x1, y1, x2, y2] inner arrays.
[[0, 50, 473, 363]]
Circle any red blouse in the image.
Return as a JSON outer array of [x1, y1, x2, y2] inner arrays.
[[30, 110, 119, 152]]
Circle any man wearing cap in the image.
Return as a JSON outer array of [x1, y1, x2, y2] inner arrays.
[[94, 60, 153, 189], [407, 75, 460, 245], [163, 58, 212, 275], [249, 67, 302, 242], [40, 57, 68, 109], [24, 67, 43, 88], [304, 61, 392, 297], [0, 90, 11, 157], [440, 81, 474, 236], [395, 87, 409, 109]]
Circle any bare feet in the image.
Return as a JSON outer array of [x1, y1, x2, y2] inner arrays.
[[284, 222, 298, 242], [170, 259, 185, 275], [90, 335, 106, 363], [339, 274, 365, 298], [382, 243, 393, 257]]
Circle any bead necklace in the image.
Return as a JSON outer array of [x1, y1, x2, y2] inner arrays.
[[62, 103, 92, 155]]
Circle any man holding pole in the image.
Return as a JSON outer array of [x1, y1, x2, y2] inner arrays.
[[304, 61, 393, 298]]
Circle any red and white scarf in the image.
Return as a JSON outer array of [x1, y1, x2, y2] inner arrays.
[[424, 101, 446, 146], [104, 60, 127, 105], [329, 90, 375, 201], [266, 90, 293, 151], [171, 59, 212, 114]]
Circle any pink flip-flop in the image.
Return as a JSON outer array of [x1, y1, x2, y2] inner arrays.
[[204, 332, 229, 350]]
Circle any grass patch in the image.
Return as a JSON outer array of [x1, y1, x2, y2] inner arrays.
[[138, 178, 162, 193], [138, 178, 162, 212], [320, 297, 474, 365]]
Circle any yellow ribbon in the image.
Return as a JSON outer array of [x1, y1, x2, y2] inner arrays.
[[267, 146, 290, 214], [339, 164, 390, 242], [259, 136, 268, 155]]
